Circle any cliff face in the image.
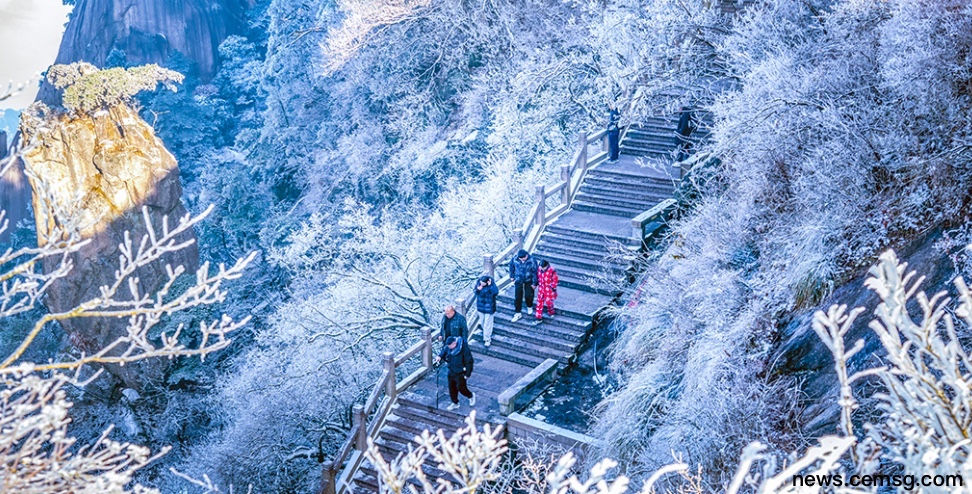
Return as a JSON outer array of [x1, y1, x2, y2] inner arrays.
[[19, 103, 197, 390], [37, 0, 251, 104]]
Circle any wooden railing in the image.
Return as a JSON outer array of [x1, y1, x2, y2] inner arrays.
[[319, 328, 435, 494], [317, 128, 610, 494]]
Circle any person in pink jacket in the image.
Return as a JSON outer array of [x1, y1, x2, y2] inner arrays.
[[535, 260, 558, 322]]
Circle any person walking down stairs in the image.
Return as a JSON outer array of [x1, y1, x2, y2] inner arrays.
[[434, 336, 476, 411], [534, 260, 559, 323], [439, 305, 468, 342], [509, 249, 539, 322], [474, 275, 499, 347]]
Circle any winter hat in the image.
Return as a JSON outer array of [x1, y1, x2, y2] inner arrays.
[[517, 249, 528, 258], [479, 275, 490, 283], [446, 336, 458, 346], [540, 260, 550, 268]]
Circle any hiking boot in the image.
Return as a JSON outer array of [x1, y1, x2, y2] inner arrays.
[[484, 339, 491, 347], [527, 307, 534, 315], [511, 313, 522, 322], [447, 402, 460, 411], [469, 392, 476, 406]]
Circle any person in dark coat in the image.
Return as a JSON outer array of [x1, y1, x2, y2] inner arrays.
[[439, 305, 468, 342], [675, 106, 695, 163], [434, 336, 475, 411], [607, 105, 622, 162], [474, 275, 499, 347], [509, 249, 538, 322]]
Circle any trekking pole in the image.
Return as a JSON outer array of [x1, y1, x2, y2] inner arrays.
[[435, 362, 442, 409]]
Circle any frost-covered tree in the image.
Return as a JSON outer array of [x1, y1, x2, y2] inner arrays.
[[48, 62, 184, 115]]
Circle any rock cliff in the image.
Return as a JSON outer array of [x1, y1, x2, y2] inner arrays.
[[19, 103, 197, 390], [37, 0, 251, 104]]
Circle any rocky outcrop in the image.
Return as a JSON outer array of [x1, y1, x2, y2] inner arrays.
[[37, 0, 252, 104], [19, 103, 197, 390], [773, 231, 954, 438]]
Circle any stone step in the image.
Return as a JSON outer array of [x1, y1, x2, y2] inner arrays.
[[357, 459, 457, 493], [631, 117, 678, 129], [379, 423, 438, 451], [545, 224, 637, 246], [619, 147, 670, 159], [584, 175, 675, 194], [478, 341, 548, 368], [496, 293, 596, 323], [491, 308, 590, 339], [572, 200, 646, 218], [556, 272, 622, 296], [586, 168, 675, 188], [539, 231, 629, 254], [354, 471, 380, 492], [578, 182, 673, 202], [487, 324, 577, 353], [572, 191, 664, 211], [489, 333, 571, 362], [535, 240, 631, 264], [384, 413, 447, 439], [625, 126, 677, 141], [550, 262, 626, 285], [624, 133, 679, 148], [618, 140, 675, 156], [532, 249, 629, 276], [395, 397, 468, 430]]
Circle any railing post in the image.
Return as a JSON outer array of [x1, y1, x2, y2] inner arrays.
[[320, 463, 338, 494], [454, 297, 467, 316], [602, 130, 609, 154], [483, 254, 495, 278], [535, 185, 546, 229], [513, 229, 524, 253], [560, 165, 570, 205], [422, 327, 433, 369], [383, 352, 397, 401], [631, 217, 644, 245], [577, 131, 589, 171], [353, 404, 367, 451]]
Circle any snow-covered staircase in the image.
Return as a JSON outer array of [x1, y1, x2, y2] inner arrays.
[[334, 113, 694, 494]]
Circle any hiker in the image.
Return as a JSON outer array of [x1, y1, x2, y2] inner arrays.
[[509, 249, 538, 322], [474, 275, 499, 347], [434, 336, 475, 411], [675, 106, 695, 163], [607, 105, 621, 162], [439, 305, 468, 342], [534, 260, 559, 322]]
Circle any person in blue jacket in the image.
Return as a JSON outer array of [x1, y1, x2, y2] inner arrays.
[[509, 249, 538, 322], [475, 275, 499, 347], [434, 336, 475, 411]]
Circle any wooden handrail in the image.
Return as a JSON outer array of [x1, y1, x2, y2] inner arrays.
[[362, 371, 388, 418], [320, 124, 610, 494], [587, 128, 608, 143], [395, 339, 427, 366], [520, 202, 541, 237]]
